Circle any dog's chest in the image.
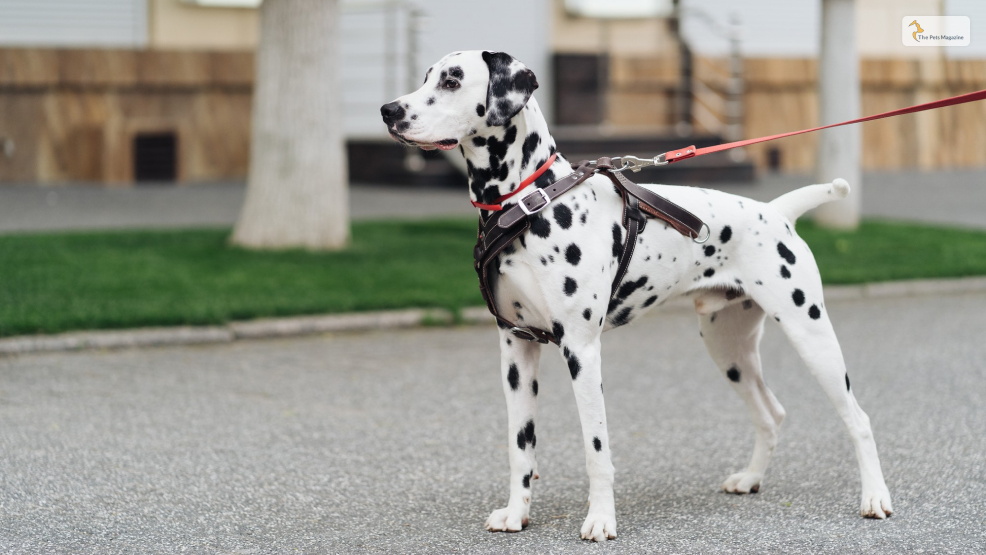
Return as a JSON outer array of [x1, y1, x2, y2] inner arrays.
[[491, 177, 718, 331]]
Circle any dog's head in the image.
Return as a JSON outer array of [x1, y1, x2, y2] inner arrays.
[[380, 51, 538, 151]]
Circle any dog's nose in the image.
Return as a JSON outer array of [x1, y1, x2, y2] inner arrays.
[[380, 102, 406, 124]]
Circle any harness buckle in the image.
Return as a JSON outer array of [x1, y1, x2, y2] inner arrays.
[[519, 188, 551, 215], [510, 326, 550, 344]]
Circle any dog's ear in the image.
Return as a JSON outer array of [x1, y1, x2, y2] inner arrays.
[[482, 51, 539, 127]]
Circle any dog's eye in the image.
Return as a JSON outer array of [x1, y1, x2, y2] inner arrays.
[[442, 79, 460, 91]]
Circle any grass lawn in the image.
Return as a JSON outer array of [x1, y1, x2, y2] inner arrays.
[[1, 219, 984, 337]]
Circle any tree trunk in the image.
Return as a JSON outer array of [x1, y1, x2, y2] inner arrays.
[[232, 0, 349, 249], [814, 0, 861, 230]]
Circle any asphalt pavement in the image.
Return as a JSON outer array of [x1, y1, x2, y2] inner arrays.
[[1, 292, 984, 554]]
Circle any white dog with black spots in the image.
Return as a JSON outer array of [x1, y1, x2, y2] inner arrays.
[[381, 50, 893, 542]]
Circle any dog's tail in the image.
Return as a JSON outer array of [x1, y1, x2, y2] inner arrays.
[[769, 178, 850, 222]]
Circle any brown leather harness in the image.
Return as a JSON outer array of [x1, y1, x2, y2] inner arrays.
[[473, 156, 708, 344]]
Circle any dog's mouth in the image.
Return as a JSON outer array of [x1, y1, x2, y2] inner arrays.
[[388, 131, 458, 151]]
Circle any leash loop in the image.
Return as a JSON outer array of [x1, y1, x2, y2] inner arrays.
[[693, 223, 711, 244]]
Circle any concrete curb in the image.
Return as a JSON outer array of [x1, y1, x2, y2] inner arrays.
[[2, 276, 985, 356]]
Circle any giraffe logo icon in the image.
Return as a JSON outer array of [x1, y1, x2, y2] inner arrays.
[[909, 20, 925, 42]]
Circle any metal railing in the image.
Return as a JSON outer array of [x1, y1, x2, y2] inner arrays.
[[677, 7, 744, 148], [340, 1, 423, 139]]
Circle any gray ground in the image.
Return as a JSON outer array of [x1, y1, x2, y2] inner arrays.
[[2, 292, 984, 554], [1, 168, 984, 233]]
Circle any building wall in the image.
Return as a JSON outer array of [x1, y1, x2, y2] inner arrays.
[[0, 0, 148, 48], [148, 0, 258, 50], [0, 48, 252, 185]]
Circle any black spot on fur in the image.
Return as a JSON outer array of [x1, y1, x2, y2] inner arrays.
[[583, 308, 592, 320], [521, 133, 541, 169], [523, 470, 533, 488], [704, 268, 715, 278], [777, 242, 796, 265], [565, 243, 581, 265], [448, 66, 464, 79], [563, 347, 582, 379], [472, 136, 487, 147], [514, 420, 535, 451], [564, 277, 577, 296], [616, 276, 648, 299], [845, 374, 850, 391], [580, 212, 587, 225], [611, 223, 623, 258], [720, 226, 732, 244], [593, 437, 602, 452], [507, 364, 519, 390], [553, 204, 573, 229], [780, 265, 791, 279], [742, 300, 754, 310], [427, 97, 435, 106], [704, 245, 716, 257], [808, 304, 821, 319], [612, 307, 633, 327], [643, 295, 658, 307], [792, 289, 805, 307], [530, 214, 551, 238], [552, 321, 565, 341], [727, 366, 741, 382], [476, 104, 485, 117]]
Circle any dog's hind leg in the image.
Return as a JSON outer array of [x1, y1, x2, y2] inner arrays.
[[485, 328, 543, 533], [699, 301, 786, 494], [748, 242, 893, 519]]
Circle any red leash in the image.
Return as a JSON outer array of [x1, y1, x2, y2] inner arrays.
[[471, 153, 557, 210], [658, 87, 986, 166]]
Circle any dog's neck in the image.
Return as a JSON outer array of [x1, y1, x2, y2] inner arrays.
[[460, 97, 566, 213]]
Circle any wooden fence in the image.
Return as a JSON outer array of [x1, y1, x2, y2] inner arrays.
[[0, 48, 253, 184], [608, 55, 986, 171]]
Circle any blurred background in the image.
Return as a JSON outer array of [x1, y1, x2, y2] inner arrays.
[[0, 0, 985, 339], [0, 0, 983, 189]]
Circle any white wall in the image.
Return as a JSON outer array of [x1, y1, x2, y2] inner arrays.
[[341, 0, 553, 138], [0, 0, 148, 47], [680, 0, 983, 59]]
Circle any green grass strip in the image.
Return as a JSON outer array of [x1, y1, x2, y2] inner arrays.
[[0, 218, 984, 337]]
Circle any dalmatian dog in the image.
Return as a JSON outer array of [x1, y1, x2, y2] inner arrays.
[[381, 51, 893, 541]]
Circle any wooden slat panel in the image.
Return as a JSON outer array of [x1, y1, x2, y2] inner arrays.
[[58, 49, 138, 87], [0, 48, 58, 87]]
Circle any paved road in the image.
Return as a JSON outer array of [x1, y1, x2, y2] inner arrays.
[[1, 169, 984, 232], [1, 292, 983, 554]]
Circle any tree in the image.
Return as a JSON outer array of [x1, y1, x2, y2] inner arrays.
[[232, 0, 349, 250], [814, 0, 861, 230]]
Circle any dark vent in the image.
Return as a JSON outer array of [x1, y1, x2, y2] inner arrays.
[[767, 147, 782, 172], [134, 132, 177, 182]]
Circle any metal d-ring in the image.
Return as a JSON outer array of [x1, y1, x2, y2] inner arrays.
[[693, 223, 711, 244]]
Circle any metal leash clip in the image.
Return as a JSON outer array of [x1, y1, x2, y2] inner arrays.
[[610, 154, 669, 173]]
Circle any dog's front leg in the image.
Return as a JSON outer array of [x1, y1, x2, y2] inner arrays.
[[485, 328, 542, 533], [562, 335, 617, 541]]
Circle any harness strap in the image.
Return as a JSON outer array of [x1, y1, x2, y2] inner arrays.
[[474, 161, 596, 344], [473, 157, 705, 344]]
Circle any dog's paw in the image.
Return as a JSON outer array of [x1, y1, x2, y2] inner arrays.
[[722, 471, 763, 494], [485, 507, 528, 533], [580, 511, 617, 542], [860, 488, 893, 519]]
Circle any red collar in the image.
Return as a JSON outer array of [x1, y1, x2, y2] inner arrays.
[[470, 153, 558, 211]]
